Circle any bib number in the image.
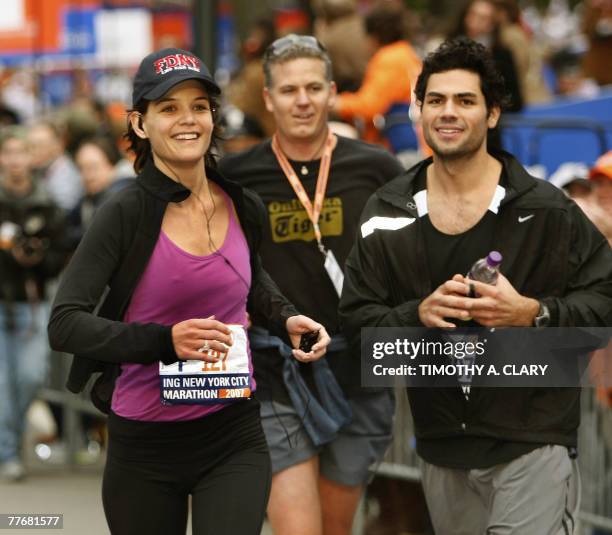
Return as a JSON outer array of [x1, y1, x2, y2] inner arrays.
[[159, 324, 251, 404]]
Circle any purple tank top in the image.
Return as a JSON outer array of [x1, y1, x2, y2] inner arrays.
[[112, 190, 253, 421]]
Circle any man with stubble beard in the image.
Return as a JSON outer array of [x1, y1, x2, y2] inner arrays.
[[340, 38, 612, 534]]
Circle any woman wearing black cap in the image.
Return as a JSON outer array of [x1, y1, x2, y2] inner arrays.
[[48, 48, 330, 535]]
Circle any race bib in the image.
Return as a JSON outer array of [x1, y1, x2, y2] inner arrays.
[[159, 324, 251, 405]]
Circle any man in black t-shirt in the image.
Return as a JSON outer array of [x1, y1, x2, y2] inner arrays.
[[340, 38, 612, 534], [219, 34, 403, 535]]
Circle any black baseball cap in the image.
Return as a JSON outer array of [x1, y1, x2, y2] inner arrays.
[[132, 47, 220, 107]]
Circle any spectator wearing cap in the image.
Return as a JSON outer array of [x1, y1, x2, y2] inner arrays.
[[549, 162, 593, 199], [550, 161, 612, 243]]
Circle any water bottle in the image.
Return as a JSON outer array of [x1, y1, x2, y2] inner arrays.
[[467, 251, 502, 296]]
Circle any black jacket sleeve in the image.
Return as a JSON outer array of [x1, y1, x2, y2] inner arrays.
[[339, 197, 423, 342], [542, 202, 612, 327], [47, 195, 178, 365]]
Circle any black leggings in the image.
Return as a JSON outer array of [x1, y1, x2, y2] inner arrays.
[[102, 400, 271, 535]]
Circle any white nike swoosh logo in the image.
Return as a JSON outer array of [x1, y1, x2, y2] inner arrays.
[[518, 214, 535, 223]]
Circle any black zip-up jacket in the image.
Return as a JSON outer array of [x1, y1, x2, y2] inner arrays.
[[48, 158, 299, 413], [339, 151, 612, 447]]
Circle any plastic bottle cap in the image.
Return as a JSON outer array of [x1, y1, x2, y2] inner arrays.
[[487, 251, 502, 267]]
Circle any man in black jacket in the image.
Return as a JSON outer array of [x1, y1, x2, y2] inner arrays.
[[339, 38, 612, 534]]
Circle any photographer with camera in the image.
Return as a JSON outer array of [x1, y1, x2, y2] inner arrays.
[[0, 126, 67, 481]]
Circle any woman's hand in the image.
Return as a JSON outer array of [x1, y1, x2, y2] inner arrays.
[[285, 315, 330, 363], [171, 315, 233, 362]]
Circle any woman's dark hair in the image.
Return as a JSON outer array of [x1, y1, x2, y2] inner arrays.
[[414, 37, 511, 113], [491, 0, 520, 24], [249, 17, 277, 58], [75, 135, 121, 166], [124, 90, 221, 174], [448, 0, 501, 46], [364, 4, 405, 45]]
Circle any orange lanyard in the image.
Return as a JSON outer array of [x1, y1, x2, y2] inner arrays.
[[271, 131, 335, 253]]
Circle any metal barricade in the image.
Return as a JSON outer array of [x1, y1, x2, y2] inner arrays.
[[578, 388, 612, 532], [37, 349, 105, 468], [31, 280, 106, 468]]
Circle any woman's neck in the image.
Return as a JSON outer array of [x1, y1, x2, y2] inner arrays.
[[153, 153, 206, 192]]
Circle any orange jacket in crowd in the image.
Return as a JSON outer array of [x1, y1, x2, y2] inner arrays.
[[335, 40, 422, 148]]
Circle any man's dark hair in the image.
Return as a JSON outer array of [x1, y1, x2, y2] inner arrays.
[[414, 37, 510, 113], [364, 4, 405, 45]]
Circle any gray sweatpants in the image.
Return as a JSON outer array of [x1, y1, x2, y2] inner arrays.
[[421, 445, 577, 535]]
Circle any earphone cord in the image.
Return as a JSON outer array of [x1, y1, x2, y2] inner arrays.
[[198, 178, 252, 291], [163, 159, 251, 291]]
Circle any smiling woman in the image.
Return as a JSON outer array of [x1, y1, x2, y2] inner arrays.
[[127, 82, 221, 175], [47, 47, 330, 535], [135, 81, 214, 178]]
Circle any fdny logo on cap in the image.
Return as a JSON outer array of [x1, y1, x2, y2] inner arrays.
[[153, 54, 201, 75]]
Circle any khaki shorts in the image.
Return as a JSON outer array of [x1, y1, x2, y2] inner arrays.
[[260, 390, 395, 486]]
